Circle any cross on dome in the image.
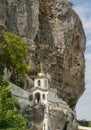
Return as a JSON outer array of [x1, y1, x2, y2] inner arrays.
[[37, 63, 46, 77]]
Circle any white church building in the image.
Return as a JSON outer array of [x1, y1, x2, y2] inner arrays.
[[28, 64, 65, 130]]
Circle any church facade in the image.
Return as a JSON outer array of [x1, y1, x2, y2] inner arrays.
[[28, 65, 64, 130]]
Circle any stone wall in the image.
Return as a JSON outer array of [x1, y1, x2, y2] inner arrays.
[[10, 82, 30, 108]]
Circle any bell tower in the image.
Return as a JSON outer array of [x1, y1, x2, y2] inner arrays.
[[34, 63, 49, 89]]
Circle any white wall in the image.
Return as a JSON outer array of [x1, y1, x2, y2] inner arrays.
[[48, 91, 57, 103], [33, 89, 48, 105], [43, 118, 49, 130], [34, 78, 48, 89], [48, 116, 52, 130], [48, 90, 67, 106], [10, 82, 30, 108]]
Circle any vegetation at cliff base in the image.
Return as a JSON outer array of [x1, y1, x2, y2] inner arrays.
[[77, 119, 91, 127], [0, 31, 32, 129], [0, 77, 25, 130]]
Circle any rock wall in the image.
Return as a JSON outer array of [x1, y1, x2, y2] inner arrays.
[[0, 0, 86, 129], [34, 0, 86, 108], [49, 102, 78, 130], [0, 0, 86, 107]]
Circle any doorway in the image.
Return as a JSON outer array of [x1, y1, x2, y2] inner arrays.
[[35, 92, 41, 104]]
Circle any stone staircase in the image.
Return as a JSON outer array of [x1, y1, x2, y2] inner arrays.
[[32, 105, 44, 130]]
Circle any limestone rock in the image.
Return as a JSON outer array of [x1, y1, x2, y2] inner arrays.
[[34, 0, 86, 108], [0, 0, 86, 110], [0, 0, 85, 106], [0, 0, 86, 129], [49, 102, 78, 130]]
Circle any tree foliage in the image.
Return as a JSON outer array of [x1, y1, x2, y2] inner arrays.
[[0, 32, 29, 75], [0, 32, 31, 87], [0, 31, 32, 129], [77, 119, 91, 127], [88, 122, 91, 127], [0, 77, 25, 130]]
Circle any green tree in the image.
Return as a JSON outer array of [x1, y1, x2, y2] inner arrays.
[[0, 32, 31, 87], [0, 77, 25, 130], [77, 119, 89, 127], [88, 122, 91, 127]]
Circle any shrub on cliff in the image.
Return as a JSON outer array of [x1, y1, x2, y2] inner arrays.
[[0, 77, 26, 130], [0, 32, 31, 88]]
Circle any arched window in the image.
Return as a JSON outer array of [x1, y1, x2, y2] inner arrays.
[[38, 80, 41, 86], [43, 94, 45, 100], [29, 95, 33, 101]]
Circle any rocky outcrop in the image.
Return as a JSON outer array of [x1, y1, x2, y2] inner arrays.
[[33, 0, 86, 108], [49, 102, 78, 130], [0, 0, 86, 107], [0, 0, 86, 129]]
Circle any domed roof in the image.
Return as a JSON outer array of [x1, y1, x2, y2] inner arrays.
[[37, 63, 46, 77], [37, 64, 51, 81], [37, 72, 46, 77]]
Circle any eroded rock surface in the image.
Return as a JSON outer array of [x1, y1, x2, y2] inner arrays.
[[0, 0, 86, 129], [49, 102, 78, 130], [33, 0, 86, 108], [0, 0, 86, 107]]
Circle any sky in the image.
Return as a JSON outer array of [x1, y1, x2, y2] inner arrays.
[[69, 0, 91, 121]]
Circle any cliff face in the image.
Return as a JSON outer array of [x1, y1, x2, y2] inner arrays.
[[0, 0, 86, 107], [49, 103, 78, 130]]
